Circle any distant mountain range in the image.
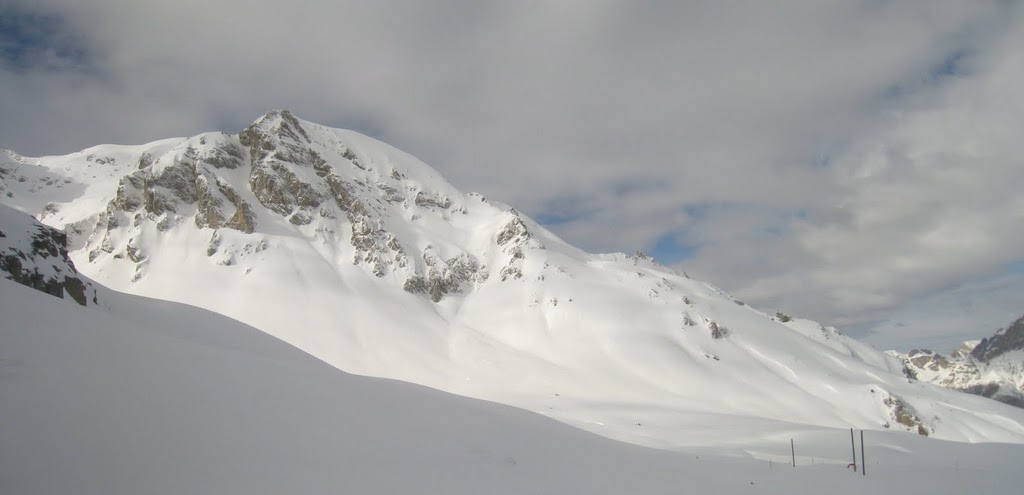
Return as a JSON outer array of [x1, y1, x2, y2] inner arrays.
[[3, 110, 1023, 449], [891, 316, 1024, 408]]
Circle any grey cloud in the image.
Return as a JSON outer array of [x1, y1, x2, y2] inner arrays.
[[851, 271, 1024, 353], [685, 11, 1024, 344], [2, 0, 1022, 347]]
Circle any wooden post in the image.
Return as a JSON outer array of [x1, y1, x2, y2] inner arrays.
[[860, 430, 866, 476], [791, 439, 795, 467], [850, 428, 857, 472]]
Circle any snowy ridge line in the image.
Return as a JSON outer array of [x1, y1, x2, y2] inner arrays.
[[2, 110, 1024, 451]]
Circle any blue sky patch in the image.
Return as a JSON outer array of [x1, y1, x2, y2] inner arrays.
[[683, 203, 713, 221], [534, 194, 601, 226], [649, 232, 700, 265], [929, 48, 971, 80], [0, 6, 90, 72], [534, 210, 584, 226], [881, 46, 974, 102], [1004, 259, 1024, 275]]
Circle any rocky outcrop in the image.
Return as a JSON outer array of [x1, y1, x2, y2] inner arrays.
[[902, 349, 981, 386], [7, 111, 554, 305], [496, 214, 530, 246], [972, 316, 1024, 362], [110, 143, 256, 234], [351, 215, 407, 277], [240, 110, 328, 221], [199, 138, 245, 169], [496, 212, 541, 282], [402, 247, 483, 302], [0, 205, 97, 306], [708, 319, 729, 339], [882, 393, 929, 436], [893, 317, 1024, 409], [249, 160, 326, 218], [414, 191, 451, 209]]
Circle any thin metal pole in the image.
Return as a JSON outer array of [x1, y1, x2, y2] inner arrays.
[[861, 430, 866, 476], [850, 428, 857, 472], [791, 439, 795, 467]]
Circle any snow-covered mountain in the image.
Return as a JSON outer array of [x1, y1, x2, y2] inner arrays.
[[3, 110, 1024, 449], [892, 316, 1024, 408], [8, 226, 1024, 495]]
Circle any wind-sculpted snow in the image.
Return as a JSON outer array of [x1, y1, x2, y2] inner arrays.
[[3, 111, 1024, 450]]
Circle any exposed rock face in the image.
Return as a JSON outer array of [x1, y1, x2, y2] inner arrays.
[[414, 191, 451, 209], [352, 216, 408, 277], [893, 316, 1024, 409], [402, 248, 482, 302], [240, 111, 411, 278], [87, 135, 261, 268], [110, 142, 256, 233], [708, 320, 728, 339], [496, 214, 530, 246], [239, 112, 488, 301], [972, 316, 1024, 362], [57, 109, 491, 301], [240, 110, 328, 220], [495, 212, 541, 282], [217, 181, 257, 233], [882, 393, 929, 436], [903, 349, 980, 385], [0, 205, 97, 306]]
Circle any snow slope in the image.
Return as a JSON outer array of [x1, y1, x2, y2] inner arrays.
[[5, 278, 1024, 494], [3, 111, 1024, 450]]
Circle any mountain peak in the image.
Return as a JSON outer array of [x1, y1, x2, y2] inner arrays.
[[4, 114, 1024, 448], [243, 109, 312, 147]]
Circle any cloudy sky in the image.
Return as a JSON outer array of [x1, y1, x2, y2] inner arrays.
[[2, 0, 1022, 351]]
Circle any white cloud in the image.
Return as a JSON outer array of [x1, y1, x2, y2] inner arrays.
[[687, 12, 1024, 343], [850, 270, 1024, 353], [2, 0, 1022, 346]]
